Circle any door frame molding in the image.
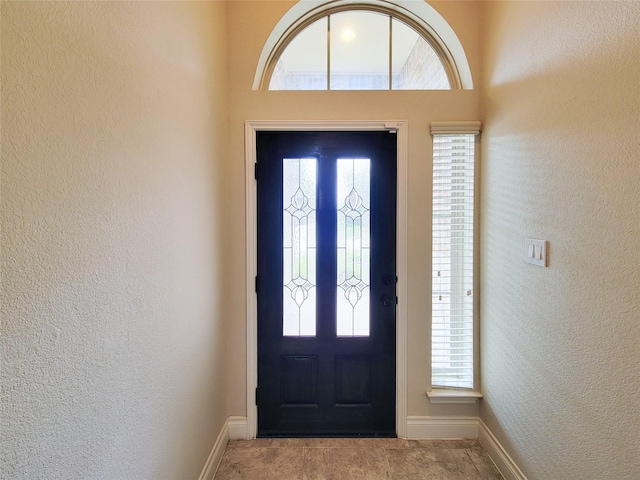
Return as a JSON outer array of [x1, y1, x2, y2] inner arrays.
[[245, 120, 408, 439]]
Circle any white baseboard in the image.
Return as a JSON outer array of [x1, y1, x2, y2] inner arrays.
[[198, 416, 249, 480], [405, 416, 479, 439], [478, 419, 528, 480], [227, 415, 248, 440], [198, 419, 229, 480], [198, 420, 228, 480]]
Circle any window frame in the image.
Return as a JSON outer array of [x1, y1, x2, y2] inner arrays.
[[268, 10, 450, 91], [429, 121, 482, 398], [256, 2, 468, 91]]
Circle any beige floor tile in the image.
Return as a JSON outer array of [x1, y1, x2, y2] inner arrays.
[[387, 448, 433, 478], [302, 448, 326, 480], [302, 437, 397, 449], [226, 438, 309, 449], [466, 447, 503, 479], [389, 454, 480, 479], [391, 447, 471, 463], [387, 448, 479, 479], [322, 447, 390, 480], [215, 447, 304, 479], [403, 439, 478, 450], [410, 461, 484, 479], [215, 439, 503, 480]]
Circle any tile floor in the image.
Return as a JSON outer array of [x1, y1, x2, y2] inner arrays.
[[214, 438, 503, 479]]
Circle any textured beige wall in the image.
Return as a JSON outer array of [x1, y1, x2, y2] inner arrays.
[[480, 2, 640, 478], [1, 1, 230, 478], [225, 1, 482, 419]]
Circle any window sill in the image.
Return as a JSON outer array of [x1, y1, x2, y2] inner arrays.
[[426, 389, 483, 404]]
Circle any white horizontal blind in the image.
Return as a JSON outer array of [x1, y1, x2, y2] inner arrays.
[[431, 126, 477, 389]]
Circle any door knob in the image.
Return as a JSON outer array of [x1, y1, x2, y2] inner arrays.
[[381, 295, 394, 308]]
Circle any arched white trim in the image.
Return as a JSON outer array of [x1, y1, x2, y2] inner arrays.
[[252, 0, 473, 90]]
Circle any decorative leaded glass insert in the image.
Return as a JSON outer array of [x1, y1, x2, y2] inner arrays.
[[337, 158, 371, 337], [283, 158, 317, 336]]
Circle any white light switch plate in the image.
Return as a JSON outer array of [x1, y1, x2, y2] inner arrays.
[[525, 238, 548, 267]]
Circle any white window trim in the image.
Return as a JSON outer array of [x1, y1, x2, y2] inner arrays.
[[252, 0, 473, 90], [429, 121, 482, 403], [426, 389, 483, 404], [430, 121, 481, 136]]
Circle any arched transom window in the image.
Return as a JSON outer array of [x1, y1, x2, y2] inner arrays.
[[268, 9, 452, 91]]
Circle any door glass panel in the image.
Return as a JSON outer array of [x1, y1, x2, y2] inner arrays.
[[283, 158, 317, 336], [337, 158, 370, 337]]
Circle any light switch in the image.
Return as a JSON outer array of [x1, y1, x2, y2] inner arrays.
[[525, 238, 548, 267], [527, 244, 534, 258]]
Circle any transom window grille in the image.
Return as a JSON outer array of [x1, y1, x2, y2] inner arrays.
[[269, 10, 451, 91], [430, 122, 480, 389]]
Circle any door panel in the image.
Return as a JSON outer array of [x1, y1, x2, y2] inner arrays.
[[257, 131, 396, 437]]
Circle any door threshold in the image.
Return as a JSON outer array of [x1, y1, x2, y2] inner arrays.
[[257, 433, 397, 439]]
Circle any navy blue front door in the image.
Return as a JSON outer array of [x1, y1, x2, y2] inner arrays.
[[256, 131, 397, 437]]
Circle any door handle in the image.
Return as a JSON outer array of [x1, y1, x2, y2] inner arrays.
[[381, 295, 394, 308]]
